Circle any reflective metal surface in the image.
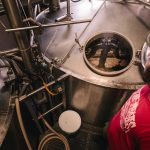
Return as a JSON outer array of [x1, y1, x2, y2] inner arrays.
[[0, 68, 14, 146], [2, 0, 35, 73], [141, 33, 150, 68], [37, 1, 150, 128], [0, 13, 16, 147], [60, 2, 149, 89], [141, 42, 150, 68], [37, 0, 103, 59], [0, 15, 16, 147], [66, 76, 134, 126], [0, 0, 149, 149], [38, 1, 150, 89]]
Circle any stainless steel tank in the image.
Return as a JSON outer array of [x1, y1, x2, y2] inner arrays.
[[38, 0, 150, 128], [65, 76, 134, 127]]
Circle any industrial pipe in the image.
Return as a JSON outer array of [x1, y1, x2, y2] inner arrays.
[[2, 0, 35, 73], [5, 19, 92, 32]]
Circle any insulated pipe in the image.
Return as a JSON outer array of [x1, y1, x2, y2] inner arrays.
[[15, 98, 32, 150], [2, 0, 35, 73]]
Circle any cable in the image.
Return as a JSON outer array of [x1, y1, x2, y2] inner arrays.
[[15, 98, 32, 150], [43, 81, 57, 96], [38, 116, 70, 150], [30, 73, 59, 96], [36, 75, 58, 96], [27, 73, 59, 96]]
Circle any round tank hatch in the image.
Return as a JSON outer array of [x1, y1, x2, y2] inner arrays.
[[84, 32, 133, 76]]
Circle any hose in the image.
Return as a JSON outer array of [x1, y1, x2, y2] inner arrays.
[[43, 81, 57, 96], [16, 96, 69, 150], [38, 116, 70, 150], [29, 73, 58, 96], [15, 74, 67, 150], [15, 98, 32, 150]]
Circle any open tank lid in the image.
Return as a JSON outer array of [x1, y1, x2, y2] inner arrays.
[[84, 32, 133, 76]]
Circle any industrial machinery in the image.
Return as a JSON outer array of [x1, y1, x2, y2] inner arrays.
[[0, 0, 149, 150]]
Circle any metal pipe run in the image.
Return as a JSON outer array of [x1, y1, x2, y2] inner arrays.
[[0, 48, 19, 55], [19, 74, 69, 102], [38, 102, 63, 119], [0, 44, 38, 56], [5, 19, 92, 32], [67, 0, 71, 20], [2, 0, 35, 72]]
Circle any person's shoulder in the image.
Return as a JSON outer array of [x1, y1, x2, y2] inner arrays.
[[120, 86, 143, 132], [130, 84, 149, 99]]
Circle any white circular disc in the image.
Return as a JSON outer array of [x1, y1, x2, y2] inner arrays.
[[58, 110, 81, 134]]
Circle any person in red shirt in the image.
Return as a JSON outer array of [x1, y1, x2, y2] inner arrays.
[[108, 61, 150, 150]]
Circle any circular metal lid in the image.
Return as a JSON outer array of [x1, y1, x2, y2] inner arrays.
[[83, 32, 133, 76], [58, 110, 81, 134]]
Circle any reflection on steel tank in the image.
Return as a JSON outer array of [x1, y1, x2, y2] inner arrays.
[[38, 1, 149, 129]]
